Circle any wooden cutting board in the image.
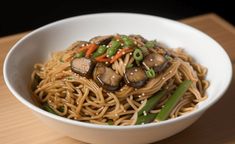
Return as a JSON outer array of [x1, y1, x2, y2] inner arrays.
[[1, 13, 235, 144]]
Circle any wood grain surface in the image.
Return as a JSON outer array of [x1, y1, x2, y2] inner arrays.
[[0, 13, 235, 144]]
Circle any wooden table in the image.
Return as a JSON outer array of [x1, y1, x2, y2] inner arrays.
[[1, 13, 235, 144]]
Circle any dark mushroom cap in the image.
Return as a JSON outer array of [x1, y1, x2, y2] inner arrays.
[[124, 67, 147, 88], [93, 63, 122, 91], [89, 35, 113, 45], [71, 57, 96, 78]]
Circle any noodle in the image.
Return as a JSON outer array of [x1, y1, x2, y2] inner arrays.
[[31, 34, 209, 126]]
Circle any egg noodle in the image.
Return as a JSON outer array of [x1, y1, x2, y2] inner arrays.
[[31, 34, 209, 126]]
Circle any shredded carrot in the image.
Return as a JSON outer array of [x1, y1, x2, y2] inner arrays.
[[76, 46, 89, 52], [110, 47, 133, 63], [95, 53, 110, 62], [85, 43, 98, 57]]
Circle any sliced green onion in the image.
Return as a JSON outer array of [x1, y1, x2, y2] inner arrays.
[[92, 45, 107, 57], [137, 90, 166, 117], [136, 113, 157, 125], [107, 40, 121, 57], [133, 48, 143, 61], [121, 35, 134, 47], [74, 51, 85, 58], [145, 40, 157, 48], [156, 80, 192, 121], [146, 68, 156, 78]]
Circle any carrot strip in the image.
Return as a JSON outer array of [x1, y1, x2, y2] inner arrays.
[[85, 43, 98, 57], [110, 47, 133, 63], [95, 53, 110, 62]]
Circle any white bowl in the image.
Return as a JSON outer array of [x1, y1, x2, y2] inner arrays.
[[3, 13, 232, 144]]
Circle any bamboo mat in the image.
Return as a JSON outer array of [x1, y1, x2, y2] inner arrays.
[[0, 13, 235, 144]]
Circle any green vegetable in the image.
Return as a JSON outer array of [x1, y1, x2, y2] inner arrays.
[[133, 48, 143, 61], [139, 46, 149, 56], [165, 55, 173, 61], [74, 51, 85, 58], [121, 35, 134, 47], [92, 45, 107, 57], [42, 103, 57, 115], [156, 80, 192, 121], [67, 76, 74, 80], [107, 120, 114, 125], [126, 63, 134, 68], [145, 40, 157, 48], [136, 113, 157, 125], [107, 40, 121, 57], [31, 74, 42, 91], [137, 90, 166, 117], [146, 68, 156, 78]]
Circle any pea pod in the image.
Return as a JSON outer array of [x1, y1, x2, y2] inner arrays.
[[107, 40, 121, 57], [92, 45, 107, 57], [74, 51, 85, 58], [156, 80, 192, 121], [121, 35, 134, 47]]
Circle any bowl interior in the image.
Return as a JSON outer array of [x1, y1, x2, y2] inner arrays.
[[4, 13, 232, 126]]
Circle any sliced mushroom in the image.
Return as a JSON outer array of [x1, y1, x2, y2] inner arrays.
[[93, 63, 122, 91], [71, 57, 95, 78], [142, 53, 168, 72], [90, 35, 113, 45], [124, 67, 147, 88]]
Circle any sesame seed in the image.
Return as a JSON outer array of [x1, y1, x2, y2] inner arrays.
[[141, 100, 144, 104], [130, 72, 134, 75], [141, 122, 145, 125], [130, 95, 133, 99], [112, 75, 115, 79], [81, 44, 85, 47], [129, 53, 133, 55], [142, 93, 145, 96], [143, 111, 147, 116], [138, 95, 142, 98], [122, 52, 125, 55], [162, 77, 165, 80], [134, 41, 137, 45], [115, 114, 118, 117], [106, 55, 110, 57], [111, 56, 114, 59], [150, 59, 153, 62], [121, 43, 124, 46], [135, 88, 138, 91], [169, 71, 172, 73], [117, 51, 120, 54], [105, 62, 109, 64], [134, 69, 138, 72], [116, 39, 120, 41]]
